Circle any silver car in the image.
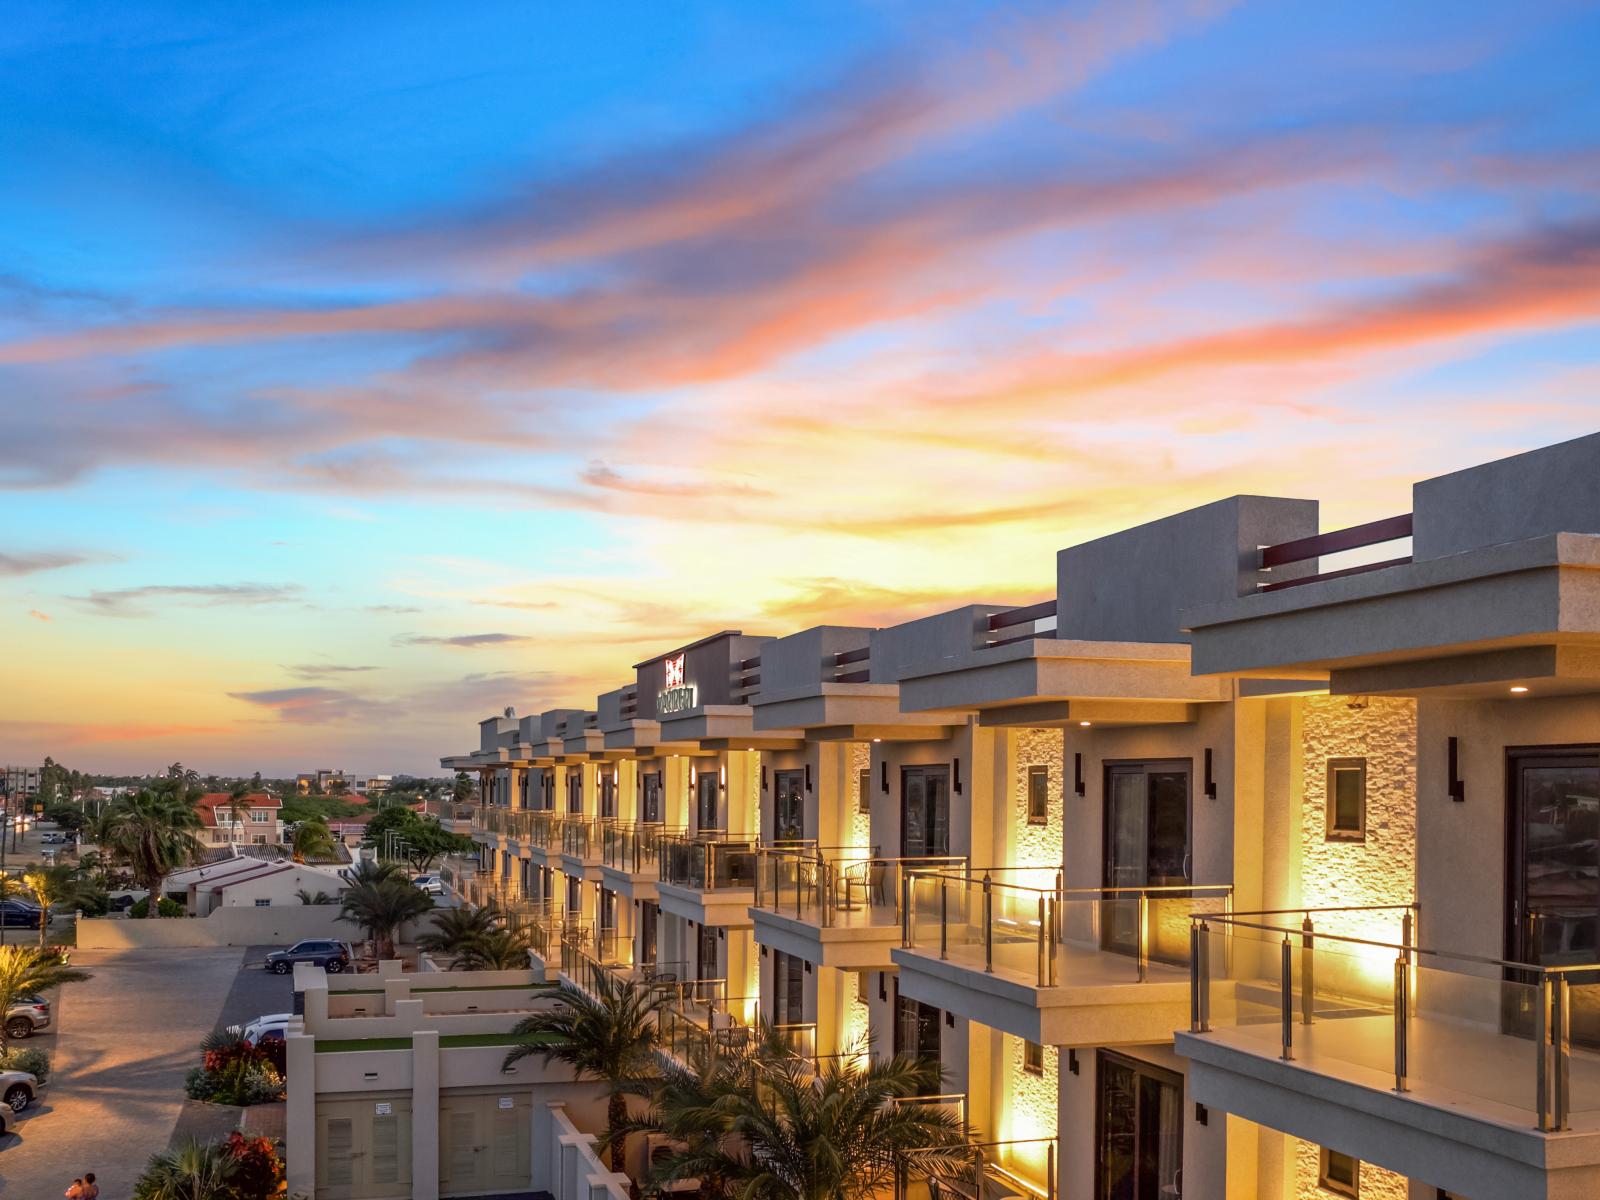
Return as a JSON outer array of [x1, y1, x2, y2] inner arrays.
[[0, 1069, 40, 1113]]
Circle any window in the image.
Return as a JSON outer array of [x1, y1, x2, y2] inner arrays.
[[252, 836, 267, 845], [1023, 1040, 1045, 1075], [1027, 765, 1050, 825], [255, 898, 271, 907], [1326, 758, 1367, 841], [773, 949, 805, 1025], [1318, 1147, 1359, 1198], [858, 768, 872, 815], [773, 769, 805, 841], [251, 809, 271, 822]]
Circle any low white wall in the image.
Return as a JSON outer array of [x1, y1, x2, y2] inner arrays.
[[77, 907, 427, 950]]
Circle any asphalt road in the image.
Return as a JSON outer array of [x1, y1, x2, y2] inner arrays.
[[0, 946, 287, 1199]]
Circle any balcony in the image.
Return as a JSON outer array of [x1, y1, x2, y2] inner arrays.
[[559, 816, 608, 875], [891, 870, 1231, 1045], [657, 833, 759, 926], [1178, 906, 1600, 1200], [897, 1137, 1058, 1200], [599, 821, 680, 899], [750, 847, 967, 968]]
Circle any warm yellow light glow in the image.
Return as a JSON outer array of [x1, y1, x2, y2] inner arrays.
[[1510, 685, 1529, 694], [1078, 720, 1091, 727], [872, 737, 882, 743]]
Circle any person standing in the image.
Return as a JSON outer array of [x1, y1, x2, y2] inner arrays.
[[81, 1173, 99, 1199]]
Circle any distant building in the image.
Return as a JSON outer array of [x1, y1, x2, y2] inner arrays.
[[195, 792, 284, 848], [295, 769, 392, 796], [0, 767, 39, 804]]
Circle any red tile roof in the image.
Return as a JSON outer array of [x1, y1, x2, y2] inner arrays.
[[196, 792, 280, 810]]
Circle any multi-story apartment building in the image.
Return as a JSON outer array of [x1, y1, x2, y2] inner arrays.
[[435, 431, 1600, 1200], [196, 790, 285, 847]]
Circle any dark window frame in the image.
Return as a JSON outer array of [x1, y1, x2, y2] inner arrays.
[[1325, 757, 1367, 842], [1027, 764, 1050, 825], [1023, 1040, 1045, 1075], [1318, 1147, 1360, 1198], [858, 768, 872, 815]]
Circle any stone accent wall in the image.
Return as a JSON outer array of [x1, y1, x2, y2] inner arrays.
[[1295, 1138, 1409, 1200], [1299, 695, 1416, 940], [848, 741, 872, 851], [841, 970, 871, 1061], [1002, 1035, 1059, 1188], [1013, 728, 1065, 866]]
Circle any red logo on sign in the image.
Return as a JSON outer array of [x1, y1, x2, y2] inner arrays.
[[664, 654, 685, 689]]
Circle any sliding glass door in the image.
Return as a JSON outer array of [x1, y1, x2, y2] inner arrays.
[[1096, 1051, 1182, 1200], [901, 766, 951, 858], [1103, 761, 1191, 959]]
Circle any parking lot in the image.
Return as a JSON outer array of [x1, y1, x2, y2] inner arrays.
[[0, 946, 291, 1198]]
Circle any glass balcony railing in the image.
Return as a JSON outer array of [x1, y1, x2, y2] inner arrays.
[[896, 1137, 1058, 1200], [902, 869, 1233, 988], [600, 821, 682, 876], [755, 847, 968, 928], [561, 817, 612, 860], [660, 833, 759, 890], [1190, 904, 1600, 1132]]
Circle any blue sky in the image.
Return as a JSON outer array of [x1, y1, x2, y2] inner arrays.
[[3, 0, 1599, 774]]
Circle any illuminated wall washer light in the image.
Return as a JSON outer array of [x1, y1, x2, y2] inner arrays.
[[1078, 720, 1092, 727], [1510, 686, 1530, 694]]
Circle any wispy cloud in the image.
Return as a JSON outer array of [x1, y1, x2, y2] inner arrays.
[[393, 632, 530, 648], [288, 663, 379, 680], [0, 551, 93, 576], [226, 686, 391, 723], [27, 609, 50, 622], [73, 583, 305, 617]]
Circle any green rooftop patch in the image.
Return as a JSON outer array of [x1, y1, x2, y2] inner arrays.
[[314, 1038, 410, 1053]]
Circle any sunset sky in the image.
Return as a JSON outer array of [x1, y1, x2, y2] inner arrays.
[[4, 1, 1600, 776]]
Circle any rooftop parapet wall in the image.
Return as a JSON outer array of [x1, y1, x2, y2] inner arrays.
[[1058, 495, 1318, 644], [756, 625, 872, 697], [478, 714, 518, 752], [633, 631, 772, 719], [1412, 430, 1600, 561], [869, 605, 1011, 683], [596, 685, 635, 731], [540, 707, 588, 737]]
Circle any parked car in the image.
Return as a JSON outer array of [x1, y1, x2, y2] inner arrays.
[[411, 874, 444, 896], [239, 1012, 295, 1043], [0, 901, 47, 930], [263, 939, 353, 975], [4, 995, 49, 1041], [39, 832, 64, 845], [106, 892, 141, 913], [0, 1069, 39, 1113]]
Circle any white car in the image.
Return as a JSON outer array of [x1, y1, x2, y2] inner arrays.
[[0, 1068, 40, 1114], [412, 874, 444, 896], [239, 1012, 296, 1044]]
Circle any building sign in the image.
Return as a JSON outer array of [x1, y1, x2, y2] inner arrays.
[[658, 652, 697, 714]]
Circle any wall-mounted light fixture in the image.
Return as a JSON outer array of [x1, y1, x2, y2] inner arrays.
[[761, 766, 769, 792], [1074, 752, 1085, 798], [1204, 748, 1217, 799], [804, 763, 812, 793], [689, 765, 698, 786], [953, 757, 962, 795], [1448, 736, 1464, 802], [1067, 1049, 1079, 1075], [720, 764, 727, 791], [881, 761, 889, 794]]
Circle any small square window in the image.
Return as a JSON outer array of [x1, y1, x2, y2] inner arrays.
[[858, 769, 871, 815], [1022, 1041, 1045, 1075], [1326, 758, 1366, 842], [1026, 765, 1050, 825], [1318, 1147, 1359, 1197], [254, 898, 271, 908]]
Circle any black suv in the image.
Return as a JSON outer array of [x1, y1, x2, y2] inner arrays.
[[0, 901, 47, 929], [263, 939, 353, 974]]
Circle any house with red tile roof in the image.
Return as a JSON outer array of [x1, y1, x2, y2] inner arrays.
[[195, 792, 284, 848]]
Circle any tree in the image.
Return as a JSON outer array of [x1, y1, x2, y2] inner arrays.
[[502, 974, 666, 1173], [327, 777, 350, 796], [133, 1138, 238, 1200], [338, 877, 434, 960], [289, 819, 336, 863], [95, 785, 205, 918], [453, 771, 475, 803], [637, 1034, 970, 1200], [455, 927, 534, 970], [294, 889, 338, 905], [363, 806, 472, 872], [19, 865, 77, 949], [0, 946, 89, 1054], [224, 782, 254, 840], [416, 903, 503, 967]]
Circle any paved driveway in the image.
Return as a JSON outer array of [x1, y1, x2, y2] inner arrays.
[[0, 946, 247, 1198]]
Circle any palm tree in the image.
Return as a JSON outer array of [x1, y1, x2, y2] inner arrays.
[[95, 787, 204, 917], [639, 1035, 970, 1200], [416, 903, 502, 966], [294, 889, 338, 905], [502, 973, 666, 1173], [345, 858, 403, 886], [224, 782, 254, 842], [290, 818, 336, 863], [338, 877, 434, 960], [19, 865, 77, 949], [455, 927, 535, 971], [133, 1137, 238, 1200], [0, 946, 89, 1054]]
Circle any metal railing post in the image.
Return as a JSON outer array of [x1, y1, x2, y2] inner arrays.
[[1402, 907, 1415, 1017], [1537, 974, 1552, 1131], [983, 873, 994, 974], [1048, 897, 1059, 986], [1037, 895, 1047, 986], [901, 874, 913, 948], [1555, 973, 1571, 1131], [1279, 935, 1293, 1061], [1392, 956, 1408, 1092], [940, 878, 949, 961], [1137, 892, 1150, 982], [1301, 916, 1315, 1025], [1047, 1140, 1056, 1200], [1189, 922, 1202, 1033]]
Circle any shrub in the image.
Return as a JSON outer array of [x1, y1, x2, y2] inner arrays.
[[0, 1047, 49, 1084], [75, 886, 111, 917], [129, 896, 185, 918], [184, 1060, 284, 1106], [222, 1131, 285, 1198]]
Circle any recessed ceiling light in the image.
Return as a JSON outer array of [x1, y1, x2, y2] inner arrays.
[[1510, 686, 1530, 694], [872, 738, 882, 743], [1079, 720, 1092, 727]]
